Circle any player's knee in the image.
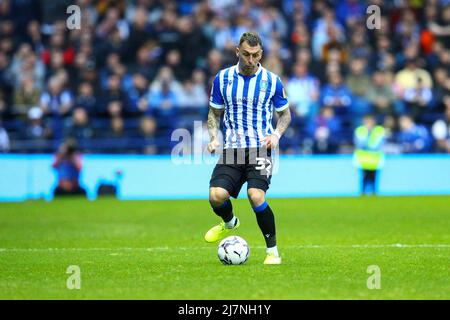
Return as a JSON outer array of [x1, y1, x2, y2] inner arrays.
[[247, 188, 265, 207], [209, 188, 230, 207]]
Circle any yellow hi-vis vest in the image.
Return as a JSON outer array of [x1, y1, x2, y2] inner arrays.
[[353, 125, 385, 171]]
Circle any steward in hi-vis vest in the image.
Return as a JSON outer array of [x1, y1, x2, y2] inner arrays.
[[353, 115, 385, 195]]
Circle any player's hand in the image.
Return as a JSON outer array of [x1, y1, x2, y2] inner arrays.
[[207, 139, 220, 153], [261, 134, 279, 149]]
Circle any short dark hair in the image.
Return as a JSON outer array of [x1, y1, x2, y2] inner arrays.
[[239, 32, 262, 48]]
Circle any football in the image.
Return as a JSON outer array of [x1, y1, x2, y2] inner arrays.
[[217, 236, 250, 265]]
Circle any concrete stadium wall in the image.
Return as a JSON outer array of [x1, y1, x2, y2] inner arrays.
[[0, 154, 449, 201]]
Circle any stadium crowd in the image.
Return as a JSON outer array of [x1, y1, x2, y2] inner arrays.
[[0, 0, 449, 154]]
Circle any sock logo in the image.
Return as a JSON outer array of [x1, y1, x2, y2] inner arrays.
[[265, 234, 270, 238]]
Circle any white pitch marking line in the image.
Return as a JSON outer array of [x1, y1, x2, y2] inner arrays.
[[0, 244, 449, 252]]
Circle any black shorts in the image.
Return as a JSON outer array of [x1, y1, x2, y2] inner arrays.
[[209, 148, 273, 198]]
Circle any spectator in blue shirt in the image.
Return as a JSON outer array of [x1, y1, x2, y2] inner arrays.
[[286, 62, 320, 120], [39, 76, 73, 117], [403, 77, 433, 121], [147, 80, 179, 129], [125, 73, 149, 116], [0, 119, 10, 153], [307, 106, 342, 154], [397, 114, 431, 153], [321, 71, 352, 118]]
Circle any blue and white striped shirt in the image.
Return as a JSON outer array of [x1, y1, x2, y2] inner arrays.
[[209, 63, 289, 149]]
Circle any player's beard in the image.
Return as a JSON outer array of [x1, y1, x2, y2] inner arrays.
[[241, 63, 257, 75]]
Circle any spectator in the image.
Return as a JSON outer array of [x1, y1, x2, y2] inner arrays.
[[25, 20, 44, 53], [321, 71, 352, 118], [95, 7, 129, 42], [431, 67, 448, 112], [149, 66, 183, 97], [41, 31, 75, 71], [106, 100, 124, 118], [155, 7, 180, 52], [165, 49, 189, 82], [100, 74, 126, 116], [125, 6, 152, 63], [335, 0, 365, 29], [394, 58, 433, 98], [65, 107, 94, 143], [12, 76, 41, 119], [39, 76, 73, 117], [148, 67, 182, 126], [52, 139, 86, 196], [176, 15, 211, 73], [307, 106, 342, 154], [394, 8, 421, 49], [312, 7, 345, 60], [262, 40, 286, 76], [107, 116, 128, 139], [99, 53, 127, 90], [125, 73, 149, 115], [103, 116, 132, 153], [179, 79, 208, 109], [148, 80, 179, 121], [346, 58, 371, 121], [397, 114, 431, 153], [347, 29, 372, 60], [372, 34, 393, 71], [366, 70, 396, 119], [0, 119, 10, 152], [286, 62, 320, 119], [9, 43, 45, 90], [403, 77, 433, 121], [178, 69, 208, 109], [127, 41, 160, 80], [204, 49, 224, 80], [138, 116, 157, 154], [74, 82, 97, 115], [431, 102, 450, 153], [0, 88, 8, 118], [23, 106, 52, 141]]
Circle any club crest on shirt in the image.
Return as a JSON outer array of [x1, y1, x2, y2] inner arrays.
[[228, 79, 233, 86], [260, 80, 268, 91]]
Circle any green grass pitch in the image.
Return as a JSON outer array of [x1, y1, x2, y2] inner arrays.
[[0, 196, 449, 299]]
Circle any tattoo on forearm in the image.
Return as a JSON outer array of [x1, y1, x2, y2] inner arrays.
[[275, 109, 291, 136], [207, 108, 222, 140]]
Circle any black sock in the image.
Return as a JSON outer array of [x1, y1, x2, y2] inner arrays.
[[211, 199, 234, 223], [253, 201, 276, 248], [363, 170, 377, 194]]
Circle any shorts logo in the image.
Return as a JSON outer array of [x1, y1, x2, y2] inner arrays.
[[260, 80, 268, 91], [255, 157, 272, 177]]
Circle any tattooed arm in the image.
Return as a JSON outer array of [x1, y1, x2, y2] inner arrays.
[[207, 106, 223, 153], [274, 108, 292, 137], [262, 107, 291, 149]]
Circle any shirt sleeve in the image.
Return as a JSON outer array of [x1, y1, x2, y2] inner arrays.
[[209, 73, 224, 109], [40, 92, 50, 106], [61, 91, 73, 105], [432, 120, 447, 140], [271, 76, 289, 111]]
